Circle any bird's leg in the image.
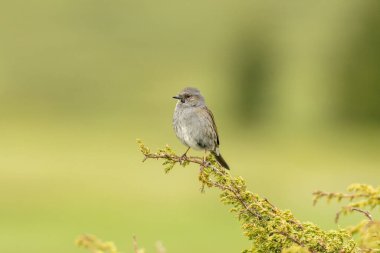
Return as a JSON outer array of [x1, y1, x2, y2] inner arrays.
[[204, 150, 211, 166], [181, 146, 190, 158], [180, 147, 190, 163]]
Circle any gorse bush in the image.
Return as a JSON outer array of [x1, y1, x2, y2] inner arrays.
[[76, 140, 380, 253]]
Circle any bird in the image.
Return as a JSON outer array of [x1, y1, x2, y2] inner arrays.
[[172, 87, 230, 169]]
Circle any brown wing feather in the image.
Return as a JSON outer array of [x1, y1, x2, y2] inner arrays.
[[204, 106, 219, 146]]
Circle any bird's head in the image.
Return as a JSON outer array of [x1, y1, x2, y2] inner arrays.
[[173, 87, 205, 107]]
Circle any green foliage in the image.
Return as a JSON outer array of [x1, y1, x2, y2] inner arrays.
[[137, 141, 363, 253], [77, 141, 380, 253], [314, 184, 380, 252], [76, 234, 166, 253], [76, 234, 120, 253], [351, 221, 380, 252], [313, 184, 380, 222], [137, 139, 178, 173], [282, 245, 311, 253]]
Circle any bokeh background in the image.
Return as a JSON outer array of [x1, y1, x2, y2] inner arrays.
[[1, 1, 380, 252]]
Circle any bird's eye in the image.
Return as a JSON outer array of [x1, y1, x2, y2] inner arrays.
[[184, 94, 191, 99]]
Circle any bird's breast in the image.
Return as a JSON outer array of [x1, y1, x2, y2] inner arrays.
[[173, 106, 214, 150], [173, 106, 201, 149]]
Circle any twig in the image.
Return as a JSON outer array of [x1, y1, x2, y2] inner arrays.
[[336, 207, 374, 223], [351, 208, 373, 221], [313, 191, 373, 199]]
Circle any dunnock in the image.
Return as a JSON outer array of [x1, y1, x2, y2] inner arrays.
[[172, 87, 230, 169]]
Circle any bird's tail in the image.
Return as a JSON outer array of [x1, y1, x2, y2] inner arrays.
[[211, 151, 230, 170]]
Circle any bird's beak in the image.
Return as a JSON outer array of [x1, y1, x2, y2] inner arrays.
[[173, 95, 185, 103]]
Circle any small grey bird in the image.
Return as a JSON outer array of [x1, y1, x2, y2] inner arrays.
[[172, 87, 230, 169]]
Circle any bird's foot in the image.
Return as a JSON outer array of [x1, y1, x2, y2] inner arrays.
[[202, 156, 210, 168], [179, 153, 187, 164], [178, 147, 190, 165]]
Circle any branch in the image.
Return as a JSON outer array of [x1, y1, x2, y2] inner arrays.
[[313, 185, 380, 224], [137, 140, 359, 253], [336, 207, 374, 223]]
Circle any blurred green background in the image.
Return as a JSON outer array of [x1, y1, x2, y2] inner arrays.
[[1, 1, 380, 252]]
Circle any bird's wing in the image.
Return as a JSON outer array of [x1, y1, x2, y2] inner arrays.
[[203, 106, 220, 146]]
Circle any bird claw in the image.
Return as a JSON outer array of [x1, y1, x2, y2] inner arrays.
[[179, 154, 187, 164], [202, 158, 210, 167], [199, 160, 211, 174]]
